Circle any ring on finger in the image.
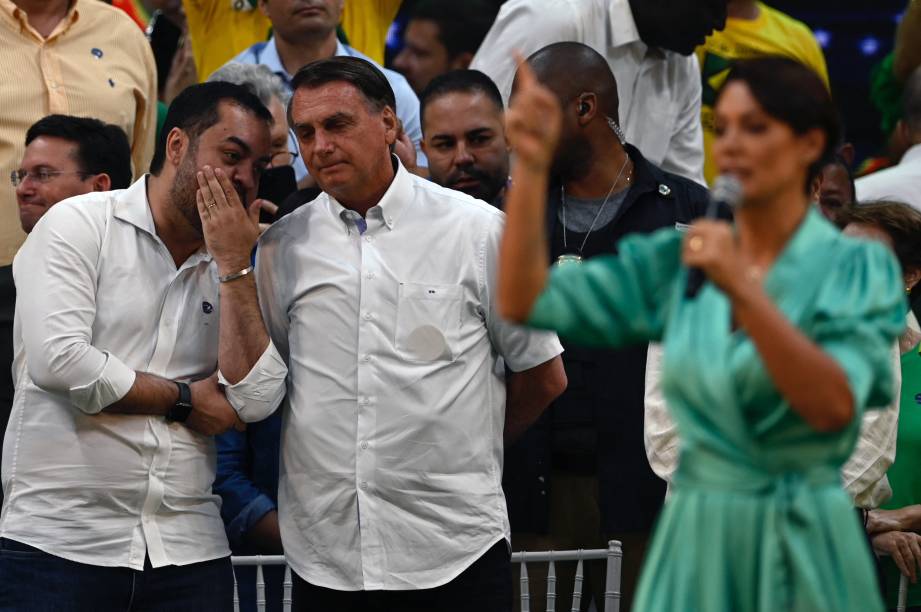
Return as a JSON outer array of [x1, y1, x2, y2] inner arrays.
[[688, 236, 704, 253]]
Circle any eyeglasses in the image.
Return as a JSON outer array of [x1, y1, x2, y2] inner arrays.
[[11, 169, 90, 187], [268, 150, 300, 168]]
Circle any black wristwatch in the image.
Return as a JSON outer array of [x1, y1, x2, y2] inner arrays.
[[166, 381, 193, 423]]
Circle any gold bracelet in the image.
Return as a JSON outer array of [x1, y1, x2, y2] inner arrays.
[[219, 265, 254, 283]]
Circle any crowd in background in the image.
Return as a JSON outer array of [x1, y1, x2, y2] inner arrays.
[[3, 1, 921, 611]]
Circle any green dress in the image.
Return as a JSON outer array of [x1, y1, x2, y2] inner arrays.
[[879, 345, 921, 609], [527, 209, 905, 611]]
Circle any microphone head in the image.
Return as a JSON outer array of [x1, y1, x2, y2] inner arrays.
[[712, 175, 744, 209]]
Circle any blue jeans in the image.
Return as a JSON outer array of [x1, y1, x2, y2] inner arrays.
[[0, 538, 233, 611]]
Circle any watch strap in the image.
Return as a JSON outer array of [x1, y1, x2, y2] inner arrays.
[[167, 381, 193, 422]]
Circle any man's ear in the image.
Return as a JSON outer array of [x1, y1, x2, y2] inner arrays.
[[91, 173, 112, 192], [450, 52, 475, 71], [382, 106, 399, 146], [165, 127, 188, 168]]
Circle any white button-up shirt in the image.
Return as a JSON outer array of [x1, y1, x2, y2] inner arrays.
[[470, 0, 705, 184], [856, 144, 921, 211], [1, 177, 287, 569], [256, 161, 563, 591]]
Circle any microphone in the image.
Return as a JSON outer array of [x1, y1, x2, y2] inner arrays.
[[684, 175, 744, 299]]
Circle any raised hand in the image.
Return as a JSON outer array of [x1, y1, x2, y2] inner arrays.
[[195, 166, 266, 275], [505, 54, 562, 174], [682, 219, 752, 298]]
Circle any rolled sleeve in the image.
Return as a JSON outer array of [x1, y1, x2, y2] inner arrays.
[[69, 351, 137, 415], [226, 494, 277, 549], [218, 340, 287, 422]]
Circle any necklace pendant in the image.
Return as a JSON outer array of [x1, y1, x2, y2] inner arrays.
[[555, 254, 583, 266]]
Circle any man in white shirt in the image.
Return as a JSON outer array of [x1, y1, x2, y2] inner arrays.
[[856, 66, 921, 210], [470, 0, 729, 185], [228, 0, 426, 183], [258, 56, 567, 611], [0, 82, 288, 610]]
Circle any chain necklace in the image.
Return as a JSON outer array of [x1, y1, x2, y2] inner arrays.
[[557, 154, 632, 266]]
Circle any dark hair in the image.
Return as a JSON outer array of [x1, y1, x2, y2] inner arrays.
[[718, 57, 839, 192], [408, 0, 498, 59], [288, 56, 396, 124], [25, 115, 132, 189], [150, 81, 272, 174], [419, 69, 503, 130], [843, 200, 921, 275]]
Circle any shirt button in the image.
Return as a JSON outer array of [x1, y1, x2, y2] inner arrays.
[[361, 354, 372, 363], [365, 272, 375, 280], [48, 81, 57, 89], [364, 235, 373, 243], [363, 312, 373, 321], [359, 397, 369, 406], [360, 481, 369, 490], [360, 441, 369, 450]]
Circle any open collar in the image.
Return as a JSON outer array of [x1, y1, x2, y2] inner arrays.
[[326, 157, 414, 233], [0, 0, 79, 42], [113, 176, 212, 267]]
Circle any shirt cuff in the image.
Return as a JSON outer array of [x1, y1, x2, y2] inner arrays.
[[68, 351, 136, 415], [219, 340, 287, 423], [226, 494, 277, 549]]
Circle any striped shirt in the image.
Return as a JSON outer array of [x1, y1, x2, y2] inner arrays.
[[0, 0, 157, 266]]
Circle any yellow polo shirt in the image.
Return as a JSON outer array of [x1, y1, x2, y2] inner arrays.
[[0, 0, 157, 266], [696, 2, 830, 184], [185, 0, 401, 81], [183, 0, 271, 81]]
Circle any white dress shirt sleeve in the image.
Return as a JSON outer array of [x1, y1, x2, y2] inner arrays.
[[13, 199, 136, 415], [480, 213, 563, 371], [218, 340, 288, 423], [660, 55, 706, 186], [254, 229, 292, 364], [841, 342, 901, 509], [469, 0, 580, 104], [644, 342, 680, 482]]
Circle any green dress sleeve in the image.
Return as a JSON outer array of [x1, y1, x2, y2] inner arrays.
[[811, 240, 907, 413], [526, 228, 682, 348]]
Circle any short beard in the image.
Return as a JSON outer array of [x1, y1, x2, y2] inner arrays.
[[169, 156, 203, 236], [550, 133, 593, 183]]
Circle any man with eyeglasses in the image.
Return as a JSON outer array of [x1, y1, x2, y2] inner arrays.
[[13, 115, 133, 234], [0, 114, 133, 507]]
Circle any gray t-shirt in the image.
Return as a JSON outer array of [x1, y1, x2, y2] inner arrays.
[[556, 187, 629, 233]]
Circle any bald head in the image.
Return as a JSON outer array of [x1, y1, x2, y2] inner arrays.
[[523, 42, 620, 122]]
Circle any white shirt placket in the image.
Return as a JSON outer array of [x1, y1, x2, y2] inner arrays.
[[138, 263, 195, 567], [354, 218, 383, 587]]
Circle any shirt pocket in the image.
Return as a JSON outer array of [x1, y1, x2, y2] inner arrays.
[[395, 282, 463, 363]]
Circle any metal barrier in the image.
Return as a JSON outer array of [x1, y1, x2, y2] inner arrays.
[[514, 540, 623, 612], [231, 540, 623, 612]]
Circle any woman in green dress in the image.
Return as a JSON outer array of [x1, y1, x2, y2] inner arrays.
[[499, 56, 906, 611]]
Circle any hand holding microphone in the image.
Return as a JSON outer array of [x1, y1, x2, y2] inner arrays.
[[683, 175, 744, 299]]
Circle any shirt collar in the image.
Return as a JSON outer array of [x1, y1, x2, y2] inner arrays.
[[762, 207, 834, 295], [114, 176, 212, 264], [0, 0, 79, 40], [262, 37, 357, 84], [606, 0, 642, 48], [260, 37, 291, 83], [900, 143, 921, 166], [326, 157, 414, 232]]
